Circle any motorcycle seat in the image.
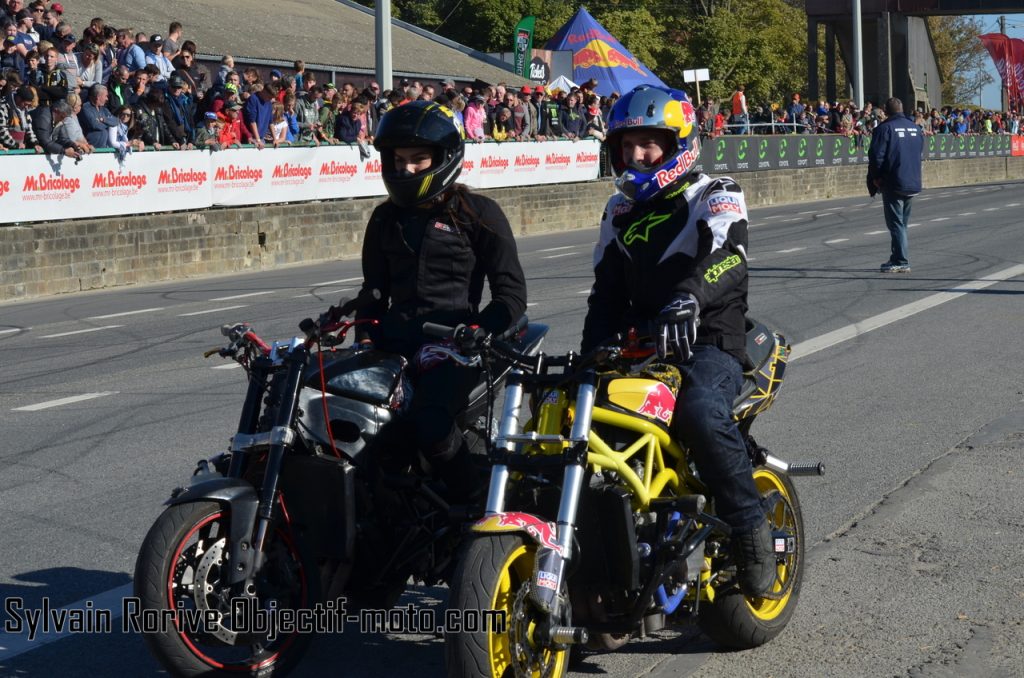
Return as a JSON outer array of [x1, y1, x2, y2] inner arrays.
[[732, 318, 776, 410]]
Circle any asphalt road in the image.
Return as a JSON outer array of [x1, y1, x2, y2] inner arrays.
[[1, 180, 1022, 678]]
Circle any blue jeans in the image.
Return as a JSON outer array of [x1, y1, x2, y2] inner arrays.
[[670, 345, 764, 531], [882, 191, 912, 266]]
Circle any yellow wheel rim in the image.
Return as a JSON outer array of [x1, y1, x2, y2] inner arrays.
[[488, 543, 568, 678], [745, 469, 798, 620]]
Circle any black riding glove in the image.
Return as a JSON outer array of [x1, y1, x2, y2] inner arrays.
[[655, 295, 700, 361]]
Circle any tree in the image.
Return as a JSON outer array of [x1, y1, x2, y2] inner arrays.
[[927, 15, 993, 106]]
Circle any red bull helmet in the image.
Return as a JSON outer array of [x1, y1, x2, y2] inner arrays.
[[605, 84, 700, 202], [374, 100, 464, 207]]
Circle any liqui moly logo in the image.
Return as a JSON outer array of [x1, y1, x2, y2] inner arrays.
[[514, 154, 540, 168], [545, 153, 571, 167], [635, 382, 676, 424]]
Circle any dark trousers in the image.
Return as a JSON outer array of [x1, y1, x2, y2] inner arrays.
[[670, 345, 764, 531], [408, 359, 480, 464], [882, 190, 912, 266]]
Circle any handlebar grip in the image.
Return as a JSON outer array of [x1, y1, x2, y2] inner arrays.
[[422, 322, 454, 338], [786, 461, 826, 476]]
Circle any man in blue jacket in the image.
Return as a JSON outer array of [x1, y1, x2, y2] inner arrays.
[[867, 97, 923, 273]]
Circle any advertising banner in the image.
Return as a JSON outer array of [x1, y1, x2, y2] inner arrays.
[[513, 16, 536, 78], [0, 140, 603, 225], [0, 150, 211, 225]]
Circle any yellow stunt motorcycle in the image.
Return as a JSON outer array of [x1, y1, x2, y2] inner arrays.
[[439, 319, 823, 677]]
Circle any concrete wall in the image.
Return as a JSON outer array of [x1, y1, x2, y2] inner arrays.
[[3, 156, 1023, 302]]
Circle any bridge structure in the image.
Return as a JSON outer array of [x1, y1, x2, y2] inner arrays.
[[806, 1, 1024, 111]]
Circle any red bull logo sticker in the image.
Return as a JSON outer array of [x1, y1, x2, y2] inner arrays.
[[636, 382, 676, 424], [474, 512, 563, 556], [573, 39, 648, 76]]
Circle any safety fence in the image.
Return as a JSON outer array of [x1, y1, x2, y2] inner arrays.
[[0, 139, 601, 225], [695, 134, 1016, 174]]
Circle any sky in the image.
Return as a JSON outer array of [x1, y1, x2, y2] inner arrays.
[[975, 14, 1024, 109]]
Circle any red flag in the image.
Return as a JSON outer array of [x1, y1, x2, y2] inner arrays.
[[980, 33, 1013, 108], [1011, 39, 1024, 110]]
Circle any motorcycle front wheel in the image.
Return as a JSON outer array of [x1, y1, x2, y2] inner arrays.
[[133, 501, 317, 677], [445, 533, 569, 678], [698, 466, 805, 649]]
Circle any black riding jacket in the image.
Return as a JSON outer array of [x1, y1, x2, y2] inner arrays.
[[581, 174, 750, 365], [356, 188, 527, 357]]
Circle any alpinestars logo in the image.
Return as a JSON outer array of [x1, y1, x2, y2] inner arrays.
[[622, 212, 671, 246]]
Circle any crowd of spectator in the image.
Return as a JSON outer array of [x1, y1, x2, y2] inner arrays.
[[698, 88, 1023, 138], [4, 0, 1021, 162], [0, 1, 621, 159]]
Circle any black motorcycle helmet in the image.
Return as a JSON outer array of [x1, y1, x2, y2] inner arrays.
[[373, 100, 465, 207]]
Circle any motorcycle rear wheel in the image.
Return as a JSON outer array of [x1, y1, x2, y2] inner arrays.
[[446, 533, 569, 678], [133, 501, 317, 677], [697, 467, 804, 649]]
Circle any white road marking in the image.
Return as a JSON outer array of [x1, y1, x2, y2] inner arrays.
[[782, 218, 801, 222], [983, 208, 1000, 212], [209, 291, 276, 301], [825, 238, 849, 244], [1006, 203, 1020, 207], [526, 302, 539, 307], [212, 363, 243, 370], [957, 212, 976, 216], [543, 252, 577, 259], [536, 245, 576, 253], [777, 247, 806, 254], [178, 305, 248, 317], [908, 223, 921, 228], [915, 197, 931, 201], [865, 230, 887, 235], [761, 215, 782, 220], [16, 263, 1024, 663], [0, 583, 133, 660], [39, 325, 122, 339], [85, 307, 164, 320], [931, 217, 950, 222], [311, 277, 361, 286], [12, 391, 118, 412], [791, 263, 1024, 361], [0, 328, 25, 335], [577, 289, 592, 294]]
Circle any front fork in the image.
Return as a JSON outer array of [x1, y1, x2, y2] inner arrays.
[[485, 371, 597, 635]]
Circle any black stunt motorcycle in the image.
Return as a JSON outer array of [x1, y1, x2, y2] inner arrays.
[[133, 300, 546, 677]]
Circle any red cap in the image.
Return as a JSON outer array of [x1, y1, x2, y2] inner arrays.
[[534, 85, 545, 93], [52, 2, 64, 13], [520, 85, 531, 94]]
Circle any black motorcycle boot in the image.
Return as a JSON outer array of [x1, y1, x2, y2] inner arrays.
[[731, 518, 776, 597]]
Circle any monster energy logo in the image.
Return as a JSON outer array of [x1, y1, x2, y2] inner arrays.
[[704, 254, 742, 284], [623, 212, 672, 246]]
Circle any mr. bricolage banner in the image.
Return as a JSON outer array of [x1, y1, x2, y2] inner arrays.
[[0, 139, 602, 224]]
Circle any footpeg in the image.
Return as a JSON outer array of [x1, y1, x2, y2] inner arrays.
[[548, 625, 588, 645]]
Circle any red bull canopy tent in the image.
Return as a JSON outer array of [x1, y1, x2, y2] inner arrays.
[[544, 6, 667, 98]]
